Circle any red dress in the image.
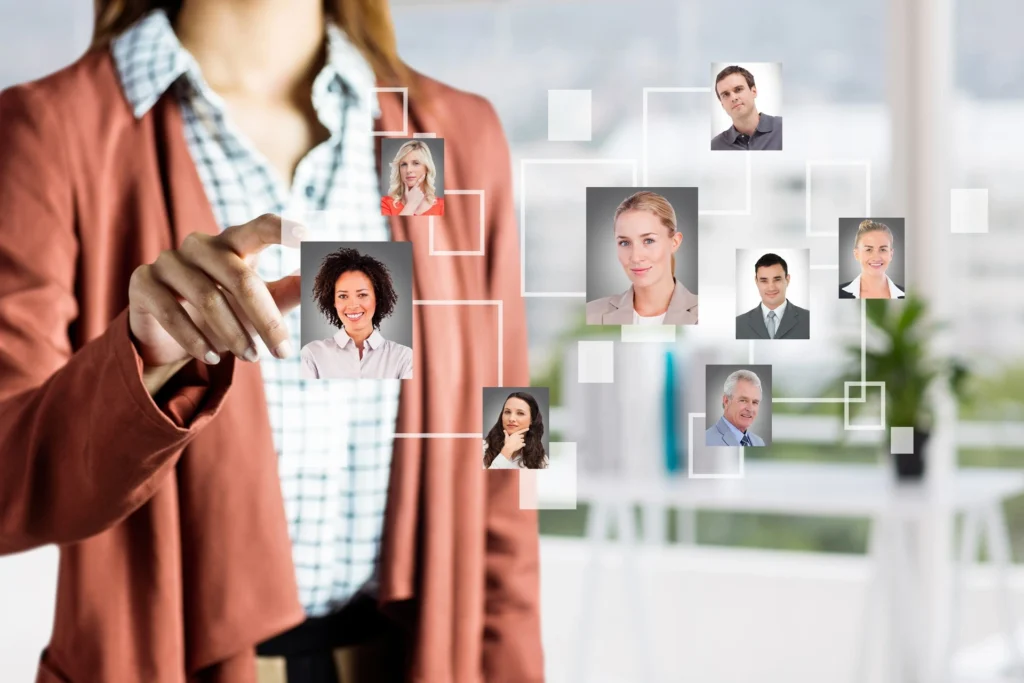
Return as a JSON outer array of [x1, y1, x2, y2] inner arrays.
[[380, 195, 445, 216]]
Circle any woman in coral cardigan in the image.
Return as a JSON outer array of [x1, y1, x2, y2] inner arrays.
[[0, 0, 542, 682]]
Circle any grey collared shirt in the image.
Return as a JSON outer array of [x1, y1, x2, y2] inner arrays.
[[711, 112, 783, 150], [301, 328, 413, 379]]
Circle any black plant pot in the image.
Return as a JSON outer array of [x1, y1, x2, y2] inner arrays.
[[894, 430, 929, 480]]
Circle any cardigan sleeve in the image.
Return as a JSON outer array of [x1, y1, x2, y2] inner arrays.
[[0, 83, 234, 555], [477, 98, 545, 682]]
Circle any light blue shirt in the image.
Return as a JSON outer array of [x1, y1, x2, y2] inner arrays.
[[301, 327, 413, 379], [723, 416, 751, 444]]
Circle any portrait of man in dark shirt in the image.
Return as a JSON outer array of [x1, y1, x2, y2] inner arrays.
[[711, 64, 784, 151]]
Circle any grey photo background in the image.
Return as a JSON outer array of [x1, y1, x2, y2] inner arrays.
[[585, 186, 699, 301], [482, 386, 552, 456], [704, 364, 773, 445], [300, 240, 414, 348], [379, 137, 446, 198], [837, 217, 907, 289], [735, 248, 810, 314]]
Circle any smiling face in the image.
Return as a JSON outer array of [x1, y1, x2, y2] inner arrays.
[[615, 209, 682, 288], [399, 150, 426, 190], [723, 379, 761, 432], [334, 270, 376, 336], [717, 73, 758, 122], [755, 264, 790, 309], [501, 397, 532, 434], [853, 230, 893, 277]]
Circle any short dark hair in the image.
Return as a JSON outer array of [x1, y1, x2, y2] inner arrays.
[[715, 65, 756, 99], [754, 253, 789, 276], [312, 247, 399, 330]]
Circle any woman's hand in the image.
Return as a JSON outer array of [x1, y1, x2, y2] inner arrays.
[[500, 427, 529, 458], [399, 185, 426, 216], [128, 214, 303, 392]]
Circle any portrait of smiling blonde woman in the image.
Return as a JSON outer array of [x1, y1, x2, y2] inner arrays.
[[380, 139, 444, 216], [585, 190, 699, 325], [839, 219, 907, 299]]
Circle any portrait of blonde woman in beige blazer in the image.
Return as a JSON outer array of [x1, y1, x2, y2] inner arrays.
[[586, 190, 699, 325]]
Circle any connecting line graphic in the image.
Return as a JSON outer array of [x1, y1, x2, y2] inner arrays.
[[641, 87, 751, 215], [688, 412, 745, 480], [371, 87, 409, 137], [519, 158, 638, 298], [393, 299, 504, 440]]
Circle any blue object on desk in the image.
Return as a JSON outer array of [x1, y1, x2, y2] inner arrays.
[[663, 349, 680, 473]]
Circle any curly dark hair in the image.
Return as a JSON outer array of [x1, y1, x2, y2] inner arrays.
[[483, 392, 547, 469], [312, 248, 399, 330]]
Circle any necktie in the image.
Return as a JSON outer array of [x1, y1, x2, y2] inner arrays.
[[741, 434, 752, 447], [766, 310, 777, 339]]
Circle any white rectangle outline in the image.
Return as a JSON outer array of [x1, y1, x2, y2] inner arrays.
[[641, 87, 751, 216], [394, 299, 503, 439], [428, 190, 485, 256], [688, 412, 745, 479], [519, 158, 638, 298], [372, 87, 409, 136], [412, 132, 437, 138], [805, 160, 871, 237], [844, 381, 886, 431]]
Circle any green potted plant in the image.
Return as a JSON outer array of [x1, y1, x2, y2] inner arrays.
[[837, 297, 969, 479]]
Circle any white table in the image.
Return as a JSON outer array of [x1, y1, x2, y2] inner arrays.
[[573, 461, 1024, 683]]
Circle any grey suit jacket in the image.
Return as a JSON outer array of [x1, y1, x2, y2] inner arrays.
[[705, 415, 765, 447], [735, 301, 810, 340], [586, 280, 698, 325]]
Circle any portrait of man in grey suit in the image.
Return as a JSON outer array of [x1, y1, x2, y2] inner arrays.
[[706, 368, 766, 447], [736, 253, 810, 340]]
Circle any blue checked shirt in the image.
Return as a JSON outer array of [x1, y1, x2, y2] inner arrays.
[[112, 10, 398, 616]]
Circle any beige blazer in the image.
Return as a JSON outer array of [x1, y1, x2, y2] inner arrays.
[[586, 280, 699, 325]]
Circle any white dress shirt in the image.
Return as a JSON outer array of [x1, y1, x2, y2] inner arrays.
[[301, 328, 413, 379], [761, 300, 787, 336], [841, 274, 906, 299], [632, 309, 668, 326], [113, 10, 398, 616]]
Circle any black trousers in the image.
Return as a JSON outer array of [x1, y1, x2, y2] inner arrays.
[[255, 591, 402, 683]]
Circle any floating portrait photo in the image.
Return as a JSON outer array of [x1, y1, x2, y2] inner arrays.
[[299, 240, 414, 379], [735, 248, 811, 340], [379, 137, 446, 217], [482, 387, 552, 470], [837, 217, 907, 300], [710, 62, 783, 151], [585, 187, 699, 326], [704, 364, 773, 448]]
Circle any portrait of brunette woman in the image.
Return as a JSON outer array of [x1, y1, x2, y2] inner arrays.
[[586, 190, 699, 325], [0, 0, 541, 681], [483, 392, 548, 470], [380, 139, 444, 216]]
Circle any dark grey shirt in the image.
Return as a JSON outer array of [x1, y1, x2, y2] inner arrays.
[[711, 112, 783, 150]]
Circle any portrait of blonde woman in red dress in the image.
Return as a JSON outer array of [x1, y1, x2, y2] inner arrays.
[[380, 139, 445, 216]]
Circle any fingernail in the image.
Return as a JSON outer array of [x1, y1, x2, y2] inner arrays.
[[244, 347, 260, 362], [273, 340, 294, 359], [204, 350, 221, 364]]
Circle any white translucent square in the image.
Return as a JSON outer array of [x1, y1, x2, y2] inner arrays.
[[547, 89, 592, 141], [844, 381, 886, 431], [891, 427, 915, 454], [519, 442, 577, 509], [951, 189, 989, 233], [578, 340, 614, 383], [620, 325, 677, 343]]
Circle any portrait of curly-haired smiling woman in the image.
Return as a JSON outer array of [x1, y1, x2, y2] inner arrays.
[[300, 246, 413, 379]]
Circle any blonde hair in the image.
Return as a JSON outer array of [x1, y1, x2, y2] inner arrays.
[[853, 219, 894, 249], [91, 0, 407, 85], [614, 191, 679, 273], [387, 140, 437, 206]]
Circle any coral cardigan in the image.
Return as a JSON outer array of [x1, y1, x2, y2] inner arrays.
[[0, 49, 542, 683], [381, 195, 446, 216]]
